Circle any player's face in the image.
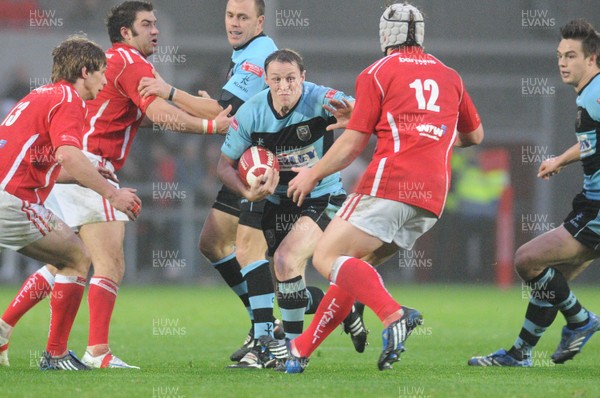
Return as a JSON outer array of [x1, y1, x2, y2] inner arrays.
[[82, 66, 107, 100], [125, 11, 159, 57], [557, 39, 598, 91], [225, 0, 264, 49], [265, 61, 305, 115]]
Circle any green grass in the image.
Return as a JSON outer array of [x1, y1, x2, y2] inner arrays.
[[1, 284, 600, 398]]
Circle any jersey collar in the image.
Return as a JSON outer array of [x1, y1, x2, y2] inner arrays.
[[233, 32, 266, 51]]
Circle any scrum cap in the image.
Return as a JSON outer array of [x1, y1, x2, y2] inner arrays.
[[379, 3, 424, 53]]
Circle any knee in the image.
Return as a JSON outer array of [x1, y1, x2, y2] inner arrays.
[[198, 230, 232, 262], [312, 248, 334, 280], [513, 245, 538, 281], [273, 247, 302, 281], [59, 244, 91, 275]]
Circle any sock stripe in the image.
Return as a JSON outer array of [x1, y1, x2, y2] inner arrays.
[[38, 266, 56, 287], [211, 252, 236, 267], [90, 277, 119, 296], [248, 293, 275, 310], [240, 260, 269, 277], [54, 275, 86, 287]]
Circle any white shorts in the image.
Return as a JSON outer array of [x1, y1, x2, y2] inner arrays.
[[44, 151, 128, 228], [337, 193, 437, 250], [0, 190, 60, 252]]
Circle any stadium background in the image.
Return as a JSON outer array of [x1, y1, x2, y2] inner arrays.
[[1, 0, 600, 286]]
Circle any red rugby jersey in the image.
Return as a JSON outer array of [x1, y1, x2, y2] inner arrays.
[[0, 82, 85, 204], [82, 43, 157, 171], [347, 47, 481, 217]]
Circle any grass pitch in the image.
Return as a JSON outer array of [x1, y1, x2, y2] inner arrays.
[[1, 284, 599, 398]]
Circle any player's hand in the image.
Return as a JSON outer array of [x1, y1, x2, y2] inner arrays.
[[537, 157, 562, 180], [97, 165, 119, 184], [214, 105, 233, 135], [108, 188, 142, 221], [197, 90, 212, 99], [138, 70, 170, 99], [324, 98, 354, 131], [246, 167, 279, 202], [288, 167, 319, 206]]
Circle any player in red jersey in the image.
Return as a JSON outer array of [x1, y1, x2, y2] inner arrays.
[[0, 35, 140, 370], [0, 1, 231, 369], [267, 3, 484, 373]]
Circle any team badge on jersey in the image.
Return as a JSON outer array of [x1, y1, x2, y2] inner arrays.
[[576, 108, 582, 130], [241, 62, 264, 77], [296, 125, 311, 141]]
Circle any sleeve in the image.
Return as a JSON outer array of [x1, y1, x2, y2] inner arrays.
[[222, 57, 267, 103], [584, 90, 600, 122], [457, 89, 481, 134], [221, 105, 253, 160], [218, 89, 246, 115], [346, 72, 382, 135], [48, 100, 85, 150], [321, 87, 354, 118], [116, 62, 157, 113]]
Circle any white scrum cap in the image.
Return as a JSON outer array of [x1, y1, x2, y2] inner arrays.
[[379, 3, 424, 53]]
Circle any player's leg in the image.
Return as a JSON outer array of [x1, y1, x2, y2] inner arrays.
[[469, 225, 599, 367], [199, 190, 253, 330], [273, 215, 323, 340], [16, 218, 90, 370], [75, 220, 138, 369], [227, 200, 280, 368], [0, 263, 58, 364]]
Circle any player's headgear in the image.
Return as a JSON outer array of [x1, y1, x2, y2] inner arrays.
[[379, 2, 424, 53]]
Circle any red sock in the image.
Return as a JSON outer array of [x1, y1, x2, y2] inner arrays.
[[87, 277, 119, 348], [46, 275, 86, 356], [2, 266, 54, 327], [333, 257, 401, 323], [293, 283, 354, 358]]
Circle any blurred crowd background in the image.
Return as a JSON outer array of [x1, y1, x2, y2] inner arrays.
[[2, 0, 600, 285]]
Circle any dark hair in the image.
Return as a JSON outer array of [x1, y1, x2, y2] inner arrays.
[[51, 35, 106, 83], [560, 19, 600, 67], [254, 0, 265, 17], [264, 49, 305, 74], [106, 1, 154, 43]]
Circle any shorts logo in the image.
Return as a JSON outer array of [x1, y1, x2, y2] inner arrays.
[[231, 117, 239, 131], [241, 62, 264, 77], [264, 229, 277, 249], [0, 139, 7, 148], [296, 125, 311, 141]]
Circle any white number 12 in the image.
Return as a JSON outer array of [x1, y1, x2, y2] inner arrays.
[[409, 79, 440, 112]]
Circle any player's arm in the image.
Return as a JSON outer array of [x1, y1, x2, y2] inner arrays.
[[144, 97, 232, 135], [56, 164, 119, 184], [55, 145, 140, 220], [324, 98, 355, 131], [538, 143, 580, 179], [454, 124, 484, 147], [217, 153, 278, 202], [288, 129, 370, 205], [454, 88, 484, 147], [138, 71, 222, 119]]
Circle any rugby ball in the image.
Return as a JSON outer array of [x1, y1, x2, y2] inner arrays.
[[238, 146, 280, 187]]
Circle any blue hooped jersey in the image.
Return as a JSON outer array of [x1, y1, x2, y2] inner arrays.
[[222, 34, 277, 103], [576, 73, 600, 200], [222, 81, 353, 201]]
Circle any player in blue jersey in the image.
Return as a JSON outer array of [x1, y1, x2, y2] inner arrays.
[[218, 49, 367, 367], [469, 19, 600, 367], [139, 0, 286, 364]]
